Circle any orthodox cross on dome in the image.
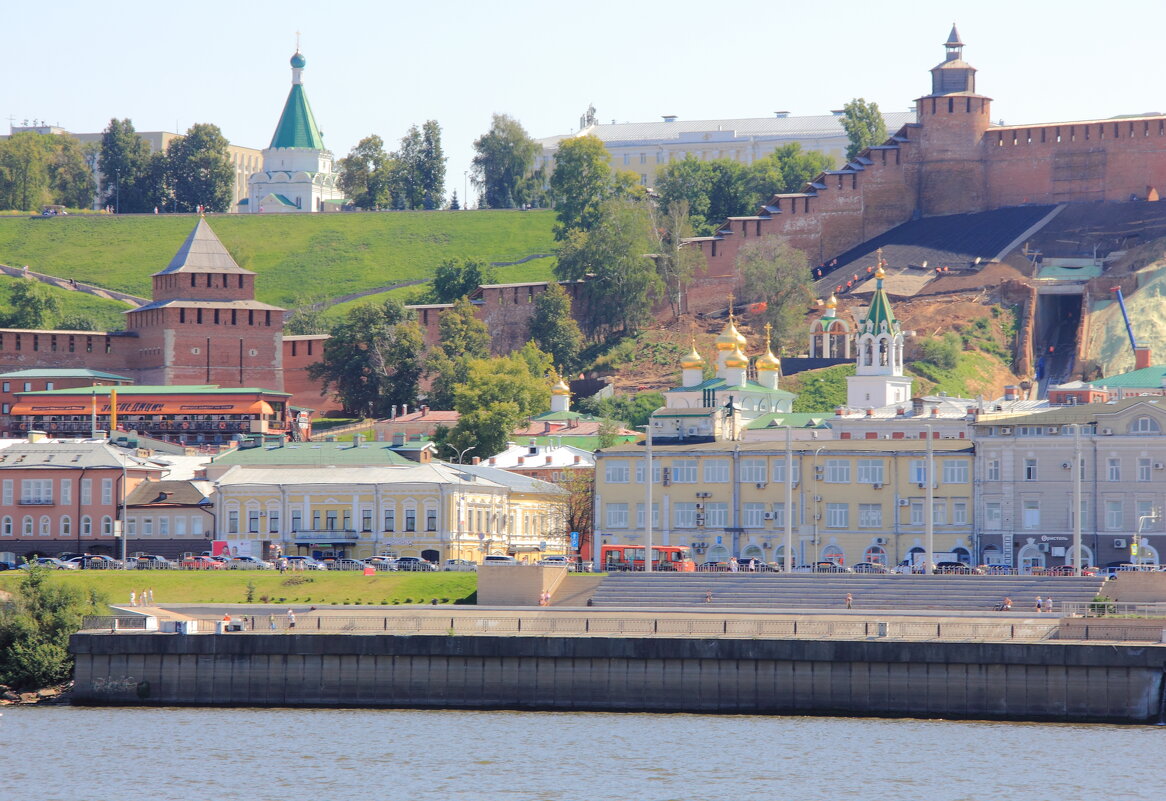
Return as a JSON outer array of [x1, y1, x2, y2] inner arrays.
[[295, 31, 301, 51], [726, 292, 736, 323], [764, 322, 772, 349]]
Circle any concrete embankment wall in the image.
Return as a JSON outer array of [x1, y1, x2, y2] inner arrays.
[[70, 634, 1166, 724]]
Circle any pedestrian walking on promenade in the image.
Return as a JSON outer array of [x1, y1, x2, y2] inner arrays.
[[129, 590, 136, 607], [1043, 596, 1053, 613], [287, 609, 296, 629], [148, 588, 154, 605], [705, 590, 713, 604], [845, 592, 853, 610], [1035, 595, 1043, 613], [268, 614, 276, 631]]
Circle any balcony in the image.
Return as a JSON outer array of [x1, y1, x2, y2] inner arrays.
[[18, 498, 54, 505]]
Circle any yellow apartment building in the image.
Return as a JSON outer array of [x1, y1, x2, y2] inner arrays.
[[213, 462, 568, 563], [594, 438, 975, 567]]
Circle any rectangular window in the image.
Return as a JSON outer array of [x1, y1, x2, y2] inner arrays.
[[1138, 457, 1152, 482], [1105, 500, 1123, 530], [952, 501, 968, 525], [826, 503, 849, 528], [910, 500, 924, 525], [704, 502, 728, 527], [312, 511, 321, 530], [739, 459, 767, 484], [856, 459, 884, 485], [771, 502, 797, 527], [986, 460, 1000, 482], [326, 511, 338, 531], [269, 510, 280, 534], [910, 460, 927, 485], [60, 479, 71, 504], [1107, 458, 1121, 482], [771, 460, 800, 484], [80, 479, 92, 505], [291, 510, 302, 531], [1024, 459, 1038, 481], [634, 461, 661, 483], [858, 503, 882, 528], [932, 501, 947, 525], [426, 509, 437, 531], [361, 509, 372, 532], [1, 479, 10, 506], [1022, 500, 1040, 529], [604, 460, 630, 483], [227, 510, 239, 534], [191, 516, 203, 536], [175, 516, 186, 537], [142, 517, 153, 536], [674, 502, 697, 528], [824, 459, 850, 484], [605, 503, 629, 529], [383, 509, 395, 532], [248, 511, 260, 534], [943, 459, 969, 484], [742, 503, 767, 528], [635, 503, 659, 529], [984, 502, 1002, 530], [405, 510, 416, 532], [158, 516, 169, 536], [672, 460, 698, 483], [126, 518, 136, 537], [101, 478, 113, 505], [703, 460, 730, 483]]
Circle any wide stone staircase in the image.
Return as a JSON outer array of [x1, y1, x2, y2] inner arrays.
[[588, 573, 1107, 613]]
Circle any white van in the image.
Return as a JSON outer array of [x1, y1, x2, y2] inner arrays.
[[483, 555, 518, 565]]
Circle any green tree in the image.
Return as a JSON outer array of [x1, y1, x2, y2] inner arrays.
[[284, 296, 329, 335], [0, 563, 105, 689], [424, 297, 492, 412], [471, 113, 540, 209], [392, 121, 446, 210], [549, 135, 639, 239], [555, 198, 661, 337], [166, 123, 234, 212], [742, 143, 834, 205], [654, 156, 713, 232], [0, 132, 50, 211], [56, 314, 98, 331], [577, 391, 664, 429], [735, 235, 812, 350], [528, 281, 584, 373], [338, 135, 392, 209], [430, 258, 496, 304], [840, 98, 888, 161], [440, 349, 553, 459], [3, 280, 60, 328], [49, 135, 95, 209], [651, 199, 705, 318], [99, 118, 153, 213], [308, 298, 424, 416], [419, 120, 446, 210], [791, 363, 854, 413]]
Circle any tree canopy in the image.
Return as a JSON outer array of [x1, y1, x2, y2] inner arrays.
[[548, 135, 639, 239], [471, 113, 540, 209], [338, 122, 447, 210], [528, 281, 584, 373], [735, 235, 813, 350], [840, 98, 888, 161], [555, 198, 661, 337], [165, 123, 234, 212], [99, 119, 156, 213], [308, 298, 424, 416], [338, 135, 393, 210], [430, 258, 497, 304], [0, 131, 93, 211]]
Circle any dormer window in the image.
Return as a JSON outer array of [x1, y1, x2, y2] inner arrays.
[[1130, 416, 1160, 434]]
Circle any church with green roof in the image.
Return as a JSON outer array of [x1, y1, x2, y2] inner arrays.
[[241, 49, 346, 213]]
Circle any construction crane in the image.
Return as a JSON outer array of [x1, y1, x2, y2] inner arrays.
[[1111, 286, 1139, 358]]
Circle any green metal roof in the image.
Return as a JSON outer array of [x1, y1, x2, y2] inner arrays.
[[745, 413, 831, 430], [269, 83, 325, 149], [0, 368, 131, 381], [667, 378, 795, 398], [213, 442, 412, 467], [1086, 365, 1166, 389], [864, 275, 897, 332]]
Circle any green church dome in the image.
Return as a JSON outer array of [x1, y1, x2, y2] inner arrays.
[[290, 51, 306, 69]]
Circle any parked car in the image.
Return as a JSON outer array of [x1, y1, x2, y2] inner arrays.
[[813, 561, 853, 573], [1046, 564, 1096, 576], [443, 559, 477, 571], [852, 562, 892, 574], [132, 555, 173, 570], [0, 560, 18, 571], [73, 554, 123, 569], [181, 555, 225, 570], [538, 556, 575, 571], [697, 561, 730, 572], [394, 557, 437, 572], [935, 561, 983, 574], [28, 557, 76, 570], [363, 556, 398, 571], [228, 555, 273, 570], [284, 555, 327, 571], [326, 558, 368, 571], [981, 564, 1016, 575], [482, 555, 518, 566]]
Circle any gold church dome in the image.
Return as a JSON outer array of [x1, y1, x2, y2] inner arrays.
[[551, 378, 571, 395], [755, 349, 780, 371], [724, 346, 749, 369], [715, 320, 748, 351], [680, 344, 706, 369], [826, 294, 838, 310]]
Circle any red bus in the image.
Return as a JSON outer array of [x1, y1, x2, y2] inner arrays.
[[600, 545, 696, 572]]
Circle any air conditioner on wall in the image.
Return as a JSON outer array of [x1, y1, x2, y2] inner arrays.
[[872, 483, 883, 490], [813, 495, 822, 502], [898, 499, 910, 507], [763, 512, 773, 520], [1037, 543, 1050, 552], [1061, 462, 1072, 470], [1113, 538, 1127, 548], [1156, 463, 1165, 470], [756, 482, 766, 489], [917, 482, 926, 489], [1101, 428, 1114, 435], [875, 537, 888, 545]]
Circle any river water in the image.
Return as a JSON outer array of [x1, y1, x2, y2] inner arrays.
[[5, 706, 1160, 801]]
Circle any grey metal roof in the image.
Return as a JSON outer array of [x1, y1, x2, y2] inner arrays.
[[0, 442, 146, 470], [538, 111, 916, 150], [152, 219, 256, 277], [128, 299, 285, 313]]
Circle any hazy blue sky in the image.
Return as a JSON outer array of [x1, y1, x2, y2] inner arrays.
[[4, 0, 1162, 203]]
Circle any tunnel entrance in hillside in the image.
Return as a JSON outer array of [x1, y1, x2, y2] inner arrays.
[[1034, 290, 1083, 389]]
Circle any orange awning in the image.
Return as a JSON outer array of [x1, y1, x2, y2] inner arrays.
[[248, 400, 275, 415], [12, 401, 268, 416]]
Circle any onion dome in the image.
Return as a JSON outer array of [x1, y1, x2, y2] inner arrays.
[[680, 343, 706, 369], [551, 378, 571, 395], [875, 265, 886, 281], [826, 294, 838, 310], [715, 319, 747, 351], [725, 346, 749, 369], [755, 349, 780, 372], [290, 51, 306, 69]]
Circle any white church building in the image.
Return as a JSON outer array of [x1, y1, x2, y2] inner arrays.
[[240, 49, 346, 213]]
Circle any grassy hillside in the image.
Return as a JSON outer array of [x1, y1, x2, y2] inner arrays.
[[0, 276, 133, 331], [0, 569, 477, 607], [0, 210, 557, 311]]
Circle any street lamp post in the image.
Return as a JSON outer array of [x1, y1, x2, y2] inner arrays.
[[783, 425, 793, 573], [1072, 424, 1082, 571], [454, 445, 475, 465], [639, 423, 654, 573], [925, 423, 935, 574]]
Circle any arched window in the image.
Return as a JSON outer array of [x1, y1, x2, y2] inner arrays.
[[1130, 416, 1160, 434], [22, 516, 33, 536], [863, 545, 887, 564], [39, 516, 51, 536], [741, 544, 764, 561], [1, 516, 11, 536], [821, 544, 845, 565], [60, 516, 71, 537], [952, 546, 971, 564], [81, 516, 92, 537], [101, 516, 113, 536]]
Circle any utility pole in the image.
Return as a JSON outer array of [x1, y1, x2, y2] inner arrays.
[[925, 423, 934, 573]]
